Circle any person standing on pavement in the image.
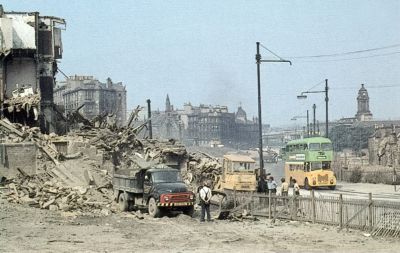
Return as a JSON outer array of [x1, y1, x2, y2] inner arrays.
[[292, 179, 300, 196], [267, 176, 278, 195], [280, 178, 289, 197], [199, 180, 212, 222], [257, 174, 266, 193]]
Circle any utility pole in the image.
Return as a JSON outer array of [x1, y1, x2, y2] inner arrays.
[[297, 79, 329, 138], [325, 79, 329, 138], [146, 99, 152, 139], [256, 42, 264, 177], [313, 104, 316, 136], [307, 110, 309, 138], [255, 42, 291, 178]]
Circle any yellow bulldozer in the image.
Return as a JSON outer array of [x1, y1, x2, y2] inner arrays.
[[211, 154, 258, 218]]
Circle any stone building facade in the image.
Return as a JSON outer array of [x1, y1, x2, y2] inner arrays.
[[151, 96, 259, 148], [54, 75, 127, 126]]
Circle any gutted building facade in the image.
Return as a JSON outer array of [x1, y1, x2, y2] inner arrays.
[[54, 75, 127, 126], [0, 5, 66, 133]]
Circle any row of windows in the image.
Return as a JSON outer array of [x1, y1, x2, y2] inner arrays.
[[288, 161, 331, 172], [286, 142, 333, 152]]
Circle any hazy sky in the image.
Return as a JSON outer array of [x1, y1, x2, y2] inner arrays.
[[3, 1, 400, 126]]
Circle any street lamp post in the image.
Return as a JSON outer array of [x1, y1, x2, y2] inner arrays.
[[291, 109, 309, 137], [256, 42, 291, 177], [297, 79, 329, 138], [313, 104, 316, 136]]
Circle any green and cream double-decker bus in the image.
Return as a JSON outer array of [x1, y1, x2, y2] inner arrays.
[[282, 137, 336, 190]]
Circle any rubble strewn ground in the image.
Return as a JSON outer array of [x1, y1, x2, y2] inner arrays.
[[1, 173, 114, 215], [3, 115, 400, 252], [1, 197, 400, 252]]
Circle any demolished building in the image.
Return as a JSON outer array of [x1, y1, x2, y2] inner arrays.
[[0, 5, 66, 133], [369, 124, 400, 166]]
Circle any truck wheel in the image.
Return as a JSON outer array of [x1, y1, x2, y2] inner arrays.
[[118, 193, 129, 212], [183, 206, 194, 217], [148, 197, 161, 218]]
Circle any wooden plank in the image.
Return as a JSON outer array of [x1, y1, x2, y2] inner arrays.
[[339, 194, 343, 229]]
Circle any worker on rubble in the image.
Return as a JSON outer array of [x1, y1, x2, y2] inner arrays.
[[199, 180, 212, 222]]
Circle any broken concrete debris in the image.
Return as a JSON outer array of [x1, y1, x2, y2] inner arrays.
[[0, 112, 226, 216], [183, 152, 222, 191], [2, 173, 113, 214]]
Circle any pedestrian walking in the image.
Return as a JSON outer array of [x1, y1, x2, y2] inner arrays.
[[199, 180, 212, 222]]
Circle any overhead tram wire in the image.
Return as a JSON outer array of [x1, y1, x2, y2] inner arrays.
[[287, 43, 400, 59], [294, 51, 400, 63], [330, 84, 400, 90]]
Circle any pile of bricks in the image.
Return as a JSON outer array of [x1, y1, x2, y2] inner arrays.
[[1, 174, 113, 214]]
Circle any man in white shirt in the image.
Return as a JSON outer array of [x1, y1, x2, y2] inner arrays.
[[199, 180, 212, 222]]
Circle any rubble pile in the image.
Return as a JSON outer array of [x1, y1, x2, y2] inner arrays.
[[183, 152, 222, 191], [1, 173, 113, 214], [3, 93, 40, 116], [0, 110, 227, 213], [79, 125, 188, 170]]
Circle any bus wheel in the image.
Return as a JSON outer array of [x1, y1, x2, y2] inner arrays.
[[304, 178, 311, 190]]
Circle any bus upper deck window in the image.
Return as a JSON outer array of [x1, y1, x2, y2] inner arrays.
[[309, 143, 320, 150]]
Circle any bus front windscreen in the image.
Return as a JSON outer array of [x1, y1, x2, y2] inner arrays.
[[233, 162, 255, 172], [310, 161, 331, 171], [321, 143, 333, 151], [309, 143, 320, 150]]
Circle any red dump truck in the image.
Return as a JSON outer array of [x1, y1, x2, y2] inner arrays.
[[113, 165, 195, 217]]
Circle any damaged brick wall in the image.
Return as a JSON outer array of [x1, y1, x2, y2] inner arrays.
[[0, 142, 36, 179]]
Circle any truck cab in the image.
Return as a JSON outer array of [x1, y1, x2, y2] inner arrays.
[[214, 154, 257, 192], [113, 166, 195, 217]]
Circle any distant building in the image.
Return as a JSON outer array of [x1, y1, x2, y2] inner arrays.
[[54, 75, 127, 126], [151, 96, 261, 148], [355, 84, 373, 121], [336, 84, 373, 124], [186, 104, 236, 146], [0, 5, 66, 133]]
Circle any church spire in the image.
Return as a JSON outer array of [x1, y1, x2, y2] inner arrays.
[[166, 94, 171, 112]]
